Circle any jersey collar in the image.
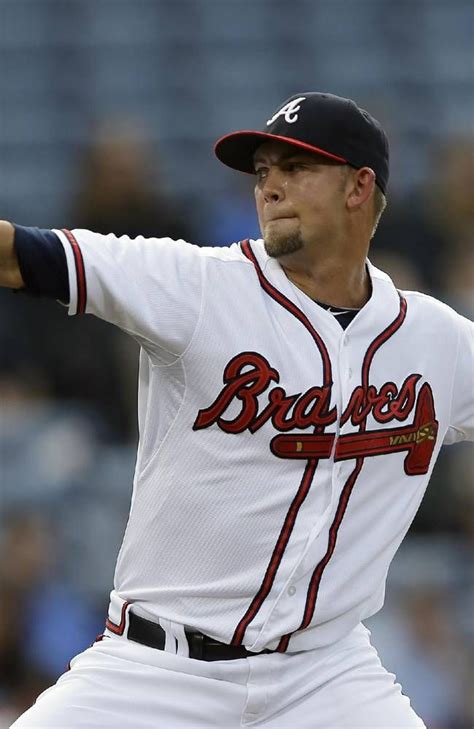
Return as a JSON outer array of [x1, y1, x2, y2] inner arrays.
[[245, 239, 402, 338]]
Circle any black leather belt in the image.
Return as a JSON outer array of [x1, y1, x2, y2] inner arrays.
[[127, 611, 274, 661]]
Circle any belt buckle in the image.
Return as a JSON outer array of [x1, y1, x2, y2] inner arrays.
[[188, 632, 205, 660]]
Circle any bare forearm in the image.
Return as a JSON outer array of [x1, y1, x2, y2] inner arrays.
[[0, 221, 24, 288]]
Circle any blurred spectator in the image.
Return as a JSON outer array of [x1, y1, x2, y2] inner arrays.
[[0, 367, 100, 509], [374, 136, 474, 314], [0, 117, 202, 444], [68, 119, 200, 431], [0, 374, 134, 724], [0, 515, 101, 724], [370, 586, 471, 729], [369, 250, 428, 292], [447, 444, 474, 544], [366, 191, 444, 294], [0, 287, 138, 442], [0, 369, 133, 596], [441, 239, 474, 317], [427, 138, 474, 316], [73, 118, 195, 242], [427, 138, 474, 247], [403, 589, 470, 728]]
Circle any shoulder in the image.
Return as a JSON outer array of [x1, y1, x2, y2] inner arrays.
[[368, 260, 471, 328], [193, 239, 260, 266], [134, 235, 259, 267], [61, 229, 257, 268], [400, 289, 472, 330]]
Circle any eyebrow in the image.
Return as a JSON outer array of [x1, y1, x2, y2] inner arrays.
[[253, 151, 314, 167]]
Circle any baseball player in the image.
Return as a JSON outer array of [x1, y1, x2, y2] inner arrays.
[[1, 92, 472, 728]]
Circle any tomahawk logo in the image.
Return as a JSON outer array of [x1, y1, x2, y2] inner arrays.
[[193, 351, 439, 476], [267, 97, 306, 126]]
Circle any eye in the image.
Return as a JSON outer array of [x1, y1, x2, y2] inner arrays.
[[255, 167, 268, 182], [284, 161, 307, 173]]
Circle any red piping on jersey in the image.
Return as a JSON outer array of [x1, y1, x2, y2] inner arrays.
[[240, 240, 333, 386], [105, 600, 130, 635], [231, 240, 332, 647], [62, 229, 87, 315], [362, 295, 407, 399], [232, 458, 320, 646], [276, 293, 407, 652]]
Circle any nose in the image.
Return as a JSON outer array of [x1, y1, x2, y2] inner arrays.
[[261, 167, 286, 203]]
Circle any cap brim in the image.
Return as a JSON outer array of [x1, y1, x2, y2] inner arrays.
[[214, 131, 347, 173]]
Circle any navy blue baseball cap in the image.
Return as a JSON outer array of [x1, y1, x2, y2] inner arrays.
[[214, 92, 389, 193]]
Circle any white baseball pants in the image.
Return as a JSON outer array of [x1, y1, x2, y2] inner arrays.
[[11, 622, 425, 728]]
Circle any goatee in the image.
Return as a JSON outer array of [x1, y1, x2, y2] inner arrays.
[[264, 233, 304, 259]]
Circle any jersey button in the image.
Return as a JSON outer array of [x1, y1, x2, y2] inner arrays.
[[288, 585, 296, 596], [348, 367, 353, 378]]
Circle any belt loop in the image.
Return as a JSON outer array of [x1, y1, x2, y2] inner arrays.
[[106, 599, 131, 637], [171, 621, 190, 658], [159, 618, 178, 654]]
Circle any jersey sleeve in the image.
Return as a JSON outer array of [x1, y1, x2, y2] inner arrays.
[[444, 312, 474, 444], [53, 228, 203, 363]]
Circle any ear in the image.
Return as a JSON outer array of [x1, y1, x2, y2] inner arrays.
[[346, 167, 376, 211]]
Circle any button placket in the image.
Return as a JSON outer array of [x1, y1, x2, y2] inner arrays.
[[339, 336, 353, 399], [337, 333, 357, 439]]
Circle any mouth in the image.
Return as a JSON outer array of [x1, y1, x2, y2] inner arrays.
[[265, 215, 296, 224]]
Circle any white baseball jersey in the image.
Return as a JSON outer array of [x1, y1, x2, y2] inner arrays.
[[54, 229, 474, 654]]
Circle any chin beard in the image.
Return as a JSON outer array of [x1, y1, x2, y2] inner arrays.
[[263, 232, 304, 259]]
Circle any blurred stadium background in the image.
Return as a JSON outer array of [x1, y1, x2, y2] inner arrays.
[[0, 0, 472, 726]]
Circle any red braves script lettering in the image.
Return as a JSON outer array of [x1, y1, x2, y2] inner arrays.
[[340, 377, 421, 426], [193, 352, 421, 433], [193, 352, 335, 434]]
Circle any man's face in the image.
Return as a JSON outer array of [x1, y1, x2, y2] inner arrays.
[[253, 140, 349, 259]]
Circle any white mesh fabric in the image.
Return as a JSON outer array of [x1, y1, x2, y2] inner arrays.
[[55, 231, 473, 652]]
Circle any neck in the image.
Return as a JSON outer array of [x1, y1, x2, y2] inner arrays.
[[279, 251, 371, 309]]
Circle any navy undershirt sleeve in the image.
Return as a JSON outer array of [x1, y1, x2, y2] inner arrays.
[[13, 225, 69, 301]]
